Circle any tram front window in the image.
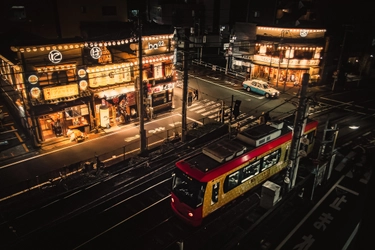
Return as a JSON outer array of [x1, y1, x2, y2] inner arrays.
[[172, 169, 206, 208]]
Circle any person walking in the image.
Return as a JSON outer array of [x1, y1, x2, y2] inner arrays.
[[194, 89, 199, 101]]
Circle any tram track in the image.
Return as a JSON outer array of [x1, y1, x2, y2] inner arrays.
[[0, 133, 229, 249], [1, 107, 374, 250]]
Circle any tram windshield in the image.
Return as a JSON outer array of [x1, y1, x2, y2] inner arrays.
[[172, 168, 206, 208]]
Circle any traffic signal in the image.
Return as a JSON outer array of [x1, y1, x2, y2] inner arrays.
[[233, 100, 241, 118]]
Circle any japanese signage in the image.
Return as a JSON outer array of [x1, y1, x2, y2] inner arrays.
[[48, 50, 63, 64], [154, 62, 163, 79], [90, 47, 102, 60], [88, 66, 131, 88], [43, 84, 79, 100]]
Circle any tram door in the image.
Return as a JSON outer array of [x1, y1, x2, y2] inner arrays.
[[211, 182, 220, 205]]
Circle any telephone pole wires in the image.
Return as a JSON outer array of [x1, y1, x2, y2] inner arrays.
[[137, 17, 147, 155]]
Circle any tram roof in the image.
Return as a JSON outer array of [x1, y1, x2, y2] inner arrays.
[[176, 116, 318, 182]]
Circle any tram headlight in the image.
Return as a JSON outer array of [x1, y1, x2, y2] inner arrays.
[[188, 212, 194, 217]]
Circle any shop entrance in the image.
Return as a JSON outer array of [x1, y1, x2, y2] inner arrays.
[[38, 112, 64, 141]]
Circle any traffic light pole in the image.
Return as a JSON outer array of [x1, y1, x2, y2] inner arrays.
[[138, 18, 147, 155], [285, 73, 310, 191]]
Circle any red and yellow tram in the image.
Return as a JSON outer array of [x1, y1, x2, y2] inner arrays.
[[171, 117, 318, 226]]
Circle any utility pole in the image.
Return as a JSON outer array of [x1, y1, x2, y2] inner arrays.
[[332, 25, 352, 91], [285, 73, 310, 192], [283, 46, 291, 93], [138, 17, 147, 155], [181, 28, 190, 142]]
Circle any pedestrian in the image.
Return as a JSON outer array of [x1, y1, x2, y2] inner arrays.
[[194, 89, 199, 100]]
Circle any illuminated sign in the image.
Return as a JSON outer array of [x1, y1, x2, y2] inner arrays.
[[30, 87, 41, 99], [79, 80, 88, 91], [88, 66, 131, 87], [90, 47, 102, 59], [28, 75, 38, 84], [43, 84, 79, 100], [300, 29, 309, 37], [143, 39, 169, 54], [148, 41, 164, 50], [78, 69, 87, 78], [48, 50, 63, 63]]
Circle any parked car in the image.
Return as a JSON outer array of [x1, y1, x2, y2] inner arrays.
[[242, 80, 280, 98]]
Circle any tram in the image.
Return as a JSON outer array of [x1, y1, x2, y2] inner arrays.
[[171, 116, 318, 226]]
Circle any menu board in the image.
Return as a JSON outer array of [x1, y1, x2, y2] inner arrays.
[[43, 84, 79, 100]]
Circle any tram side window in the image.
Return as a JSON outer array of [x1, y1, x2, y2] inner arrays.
[[224, 171, 240, 193], [242, 160, 260, 183], [261, 149, 281, 171], [211, 182, 220, 205]]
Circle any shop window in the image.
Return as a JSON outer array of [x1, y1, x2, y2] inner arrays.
[[294, 50, 313, 59], [9, 6, 26, 21], [52, 71, 68, 85], [164, 63, 172, 76], [65, 105, 88, 120], [154, 62, 163, 79], [143, 65, 154, 80], [38, 69, 76, 86]]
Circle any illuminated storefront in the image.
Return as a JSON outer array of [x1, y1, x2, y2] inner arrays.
[[0, 32, 176, 143], [232, 27, 326, 86]]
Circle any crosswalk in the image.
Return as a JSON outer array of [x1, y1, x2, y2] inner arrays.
[[188, 99, 259, 129]]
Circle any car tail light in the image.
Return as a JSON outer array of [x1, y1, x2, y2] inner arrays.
[[171, 197, 175, 203], [188, 212, 194, 217]]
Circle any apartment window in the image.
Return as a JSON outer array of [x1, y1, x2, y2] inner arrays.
[[102, 6, 117, 16], [10, 6, 26, 20], [254, 11, 260, 17]]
